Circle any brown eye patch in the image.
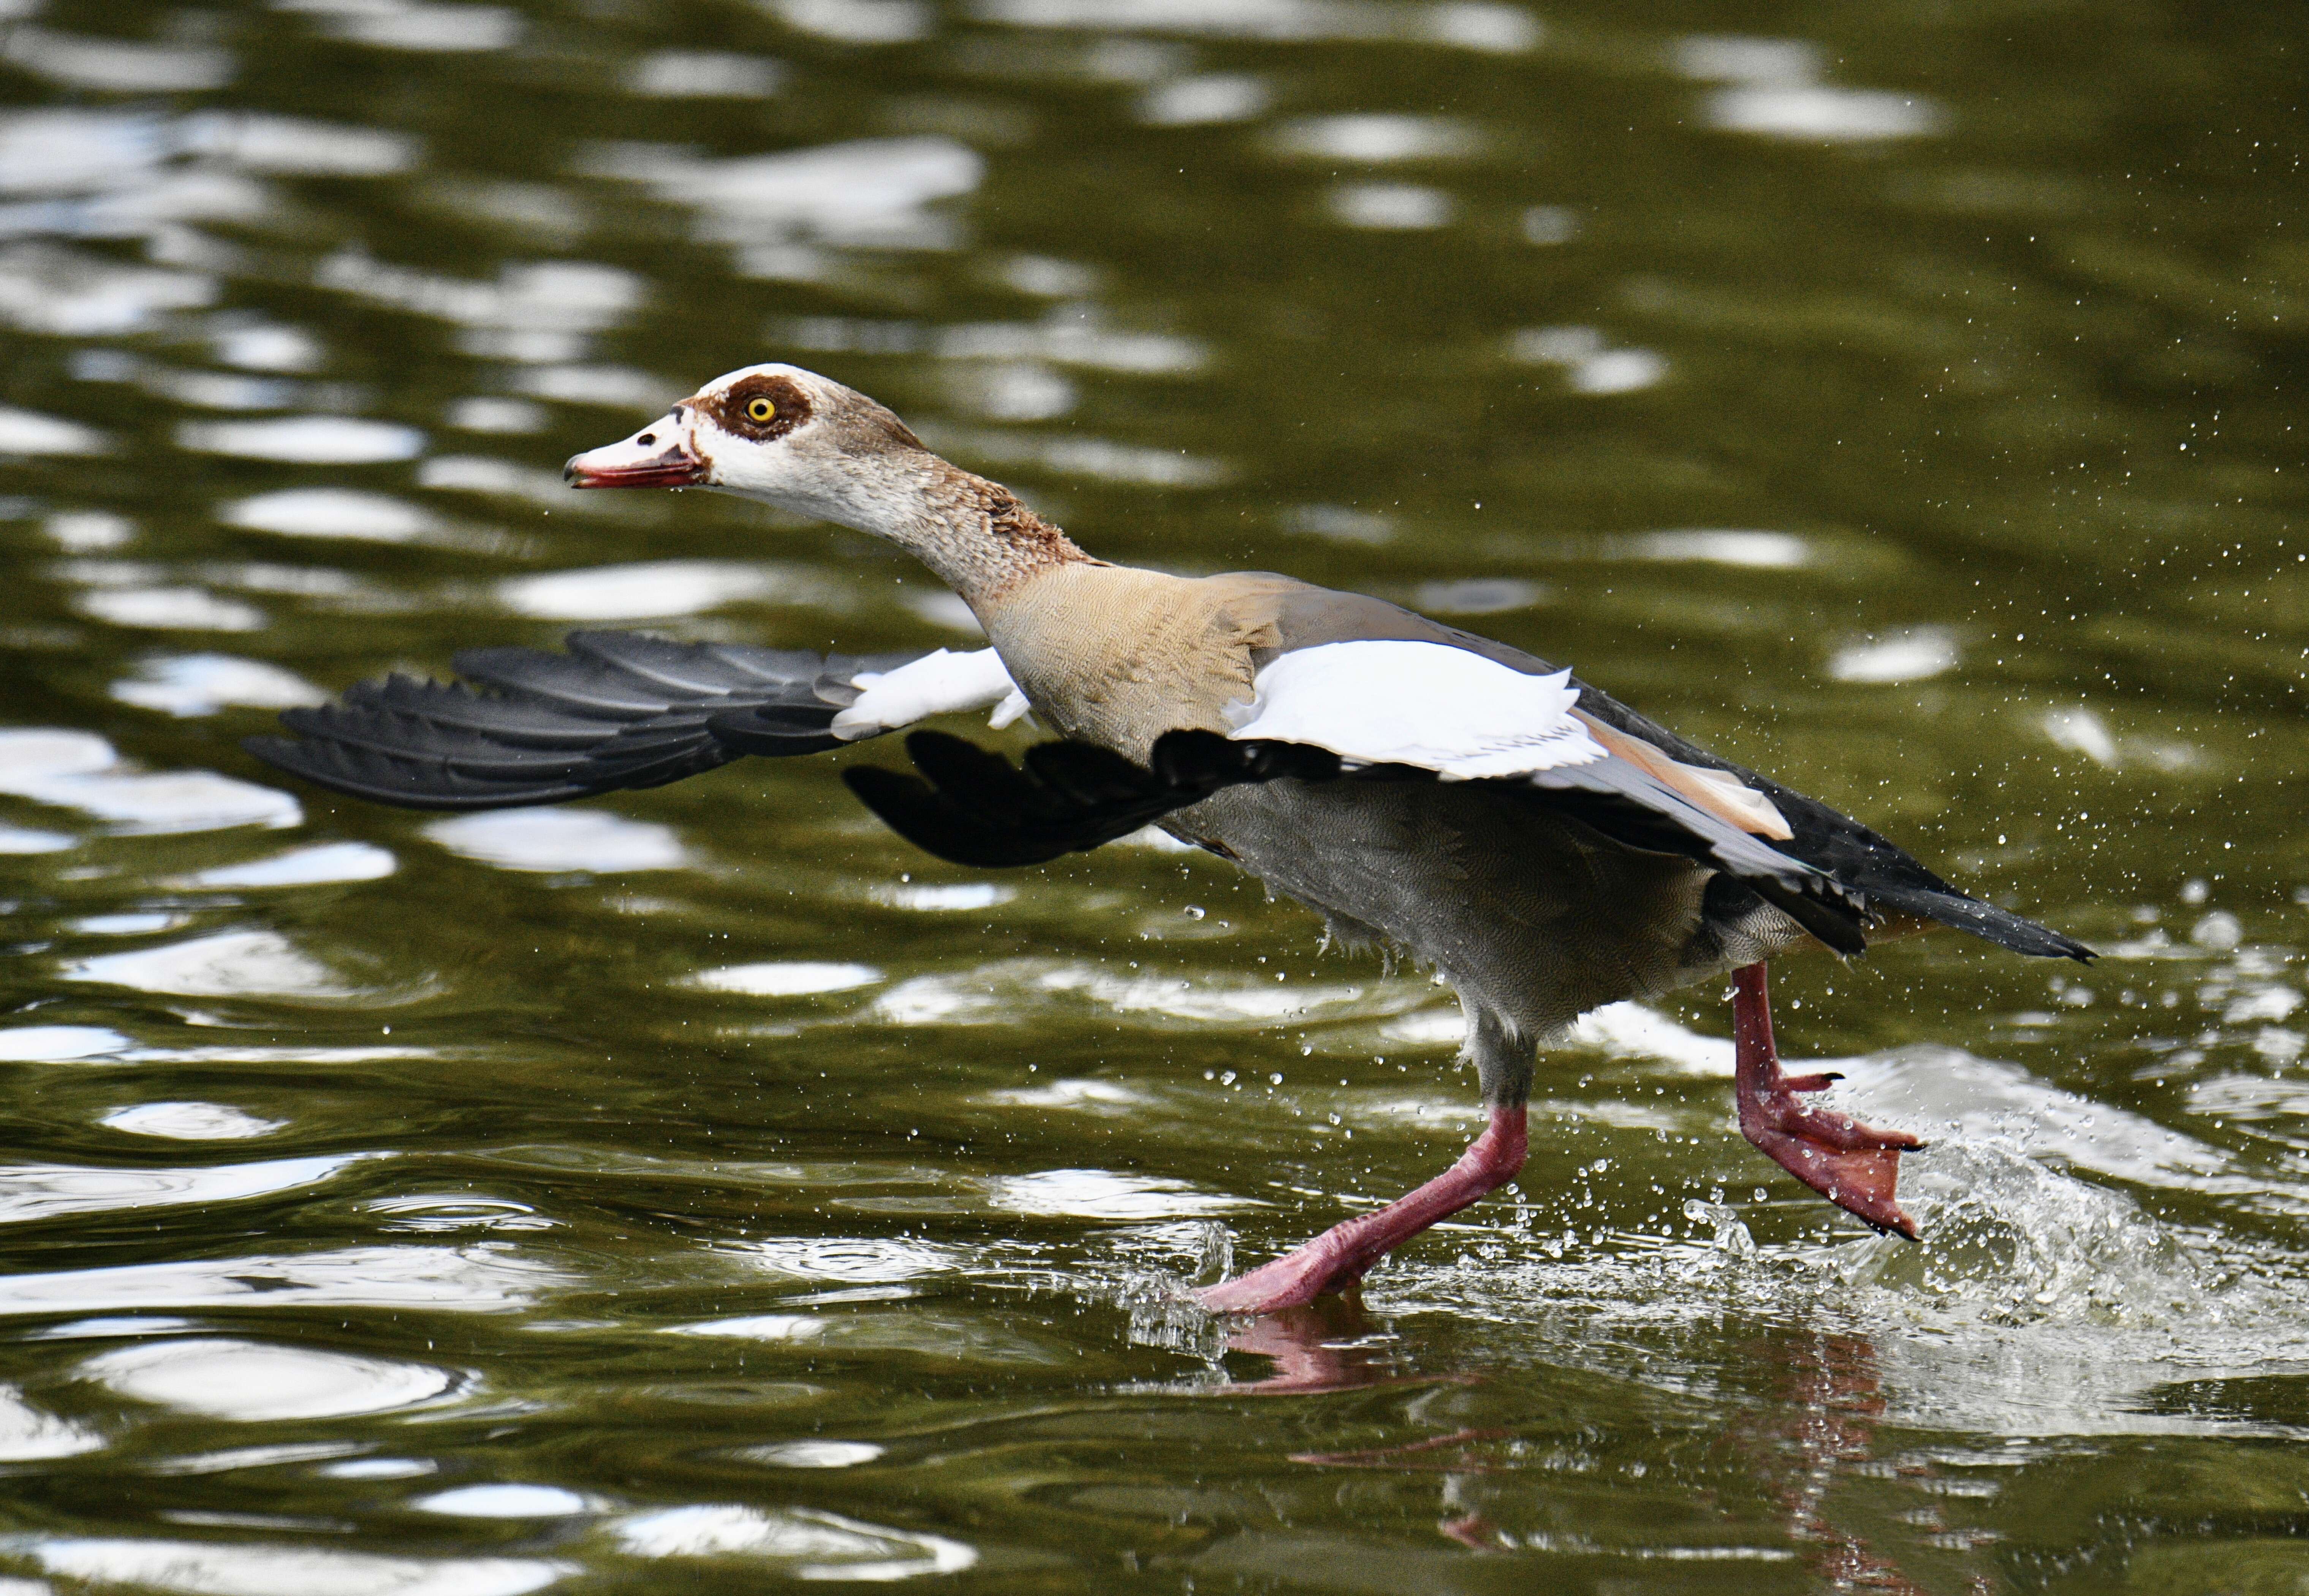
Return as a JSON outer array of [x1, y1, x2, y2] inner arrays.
[[705, 374, 810, 441]]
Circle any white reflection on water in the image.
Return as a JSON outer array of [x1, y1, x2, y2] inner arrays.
[[495, 560, 807, 621], [0, 28, 234, 94], [1567, 1001, 1733, 1073], [2042, 705, 2120, 766], [664, 1314, 826, 1341], [870, 882, 1012, 912], [63, 929, 355, 999], [45, 509, 134, 550], [862, 957, 1416, 1029], [176, 415, 424, 464], [0, 403, 105, 454], [1271, 114, 1481, 162], [182, 111, 417, 177], [424, 810, 688, 874], [1505, 326, 1666, 394], [290, 1, 526, 55], [0, 1155, 359, 1226], [315, 254, 642, 361], [738, 1439, 884, 1468], [770, 0, 933, 43], [920, 423, 1228, 487], [416, 1484, 595, 1518], [0, 728, 299, 832], [419, 454, 614, 508], [9, 1538, 563, 1596], [112, 654, 329, 717], [0, 826, 73, 853], [1136, 73, 1271, 126], [1623, 528, 1809, 568], [82, 1337, 464, 1422], [70, 912, 183, 936], [1708, 85, 1942, 142], [578, 136, 982, 254], [214, 323, 322, 372], [0, 1385, 104, 1461], [983, 1168, 1244, 1219], [186, 842, 397, 888], [1036, 963, 1402, 1025], [745, 1237, 966, 1282], [0, 243, 212, 334], [1281, 503, 1392, 543], [0, 108, 165, 196], [1828, 628, 1959, 684], [944, 359, 1076, 421], [75, 586, 266, 632], [1327, 182, 1454, 230], [687, 962, 883, 997], [0, 1025, 128, 1062], [981, 1077, 1150, 1113], [219, 487, 439, 542], [321, 1457, 438, 1480], [366, 1194, 555, 1234], [973, 0, 1540, 53], [902, 589, 983, 633], [0, 1244, 565, 1317], [445, 396, 545, 434], [614, 1504, 977, 1578], [101, 1102, 285, 1141], [146, 1439, 371, 1477], [505, 363, 679, 411], [627, 51, 787, 100], [782, 309, 1207, 373], [1676, 32, 1942, 142]]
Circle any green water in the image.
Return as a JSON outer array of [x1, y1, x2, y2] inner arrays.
[[0, 1, 2303, 1590]]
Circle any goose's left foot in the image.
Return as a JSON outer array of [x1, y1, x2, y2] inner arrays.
[[1197, 1105, 1527, 1316], [1732, 963, 1922, 1239]]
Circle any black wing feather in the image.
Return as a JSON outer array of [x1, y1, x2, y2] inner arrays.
[[846, 728, 2088, 964], [247, 631, 924, 812], [842, 730, 1337, 868]]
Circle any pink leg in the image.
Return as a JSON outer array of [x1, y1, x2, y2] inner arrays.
[[1733, 963, 1923, 1238], [1197, 1105, 1526, 1315]]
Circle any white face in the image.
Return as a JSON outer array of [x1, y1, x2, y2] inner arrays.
[[563, 364, 827, 500], [563, 363, 929, 541]]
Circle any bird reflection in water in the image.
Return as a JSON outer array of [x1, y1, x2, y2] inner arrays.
[[1207, 1294, 1438, 1396], [1208, 1302, 1933, 1582], [1731, 1328, 1932, 1593]]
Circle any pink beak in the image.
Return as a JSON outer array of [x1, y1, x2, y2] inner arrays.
[[564, 415, 706, 489]]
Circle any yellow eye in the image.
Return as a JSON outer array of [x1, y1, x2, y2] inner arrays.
[[745, 397, 777, 423]]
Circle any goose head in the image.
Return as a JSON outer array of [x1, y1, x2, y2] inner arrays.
[[563, 363, 928, 530]]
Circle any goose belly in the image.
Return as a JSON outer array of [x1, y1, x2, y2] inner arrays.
[[1166, 779, 1757, 1040]]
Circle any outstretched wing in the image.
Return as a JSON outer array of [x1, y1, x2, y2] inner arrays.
[[245, 631, 1022, 811], [846, 635, 2091, 964]]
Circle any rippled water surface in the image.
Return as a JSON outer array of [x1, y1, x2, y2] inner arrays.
[[0, 1, 2303, 1590]]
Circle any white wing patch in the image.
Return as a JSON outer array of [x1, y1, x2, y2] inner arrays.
[[1225, 641, 1609, 779], [832, 649, 1024, 741]]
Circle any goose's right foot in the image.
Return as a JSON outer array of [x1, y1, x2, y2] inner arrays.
[[1732, 963, 1922, 1239]]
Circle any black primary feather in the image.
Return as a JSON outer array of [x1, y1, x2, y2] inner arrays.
[[841, 729, 1338, 869], [247, 631, 921, 811]]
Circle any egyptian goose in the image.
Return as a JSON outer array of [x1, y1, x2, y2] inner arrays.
[[248, 365, 2092, 1316]]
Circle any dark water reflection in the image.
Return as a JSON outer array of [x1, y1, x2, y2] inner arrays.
[[0, 0, 2304, 1589]]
